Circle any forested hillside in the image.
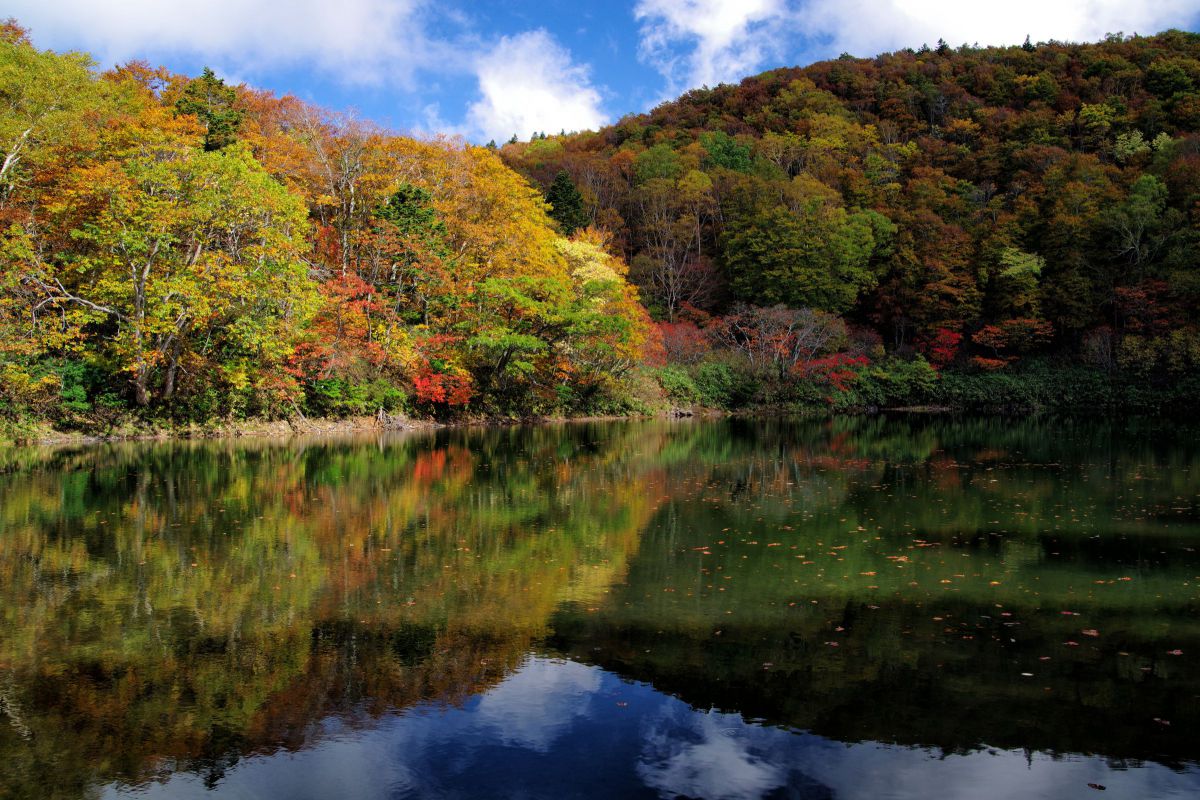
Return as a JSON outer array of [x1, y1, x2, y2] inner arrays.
[[4, 23, 1200, 440], [0, 20, 649, 438], [502, 30, 1200, 412]]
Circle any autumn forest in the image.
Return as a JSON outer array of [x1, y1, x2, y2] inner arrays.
[[3, 21, 1200, 438]]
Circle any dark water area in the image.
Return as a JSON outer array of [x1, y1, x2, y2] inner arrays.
[[1, 417, 1198, 799]]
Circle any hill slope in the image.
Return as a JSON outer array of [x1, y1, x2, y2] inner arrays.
[[502, 31, 1200, 379]]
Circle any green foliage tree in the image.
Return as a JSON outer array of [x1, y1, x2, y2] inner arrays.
[[175, 67, 242, 151], [0, 24, 98, 196], [1105, 174, 1179, 279], [994, 247, 1045, 318], [545, 170, 589, 235], [633, 143, 681, 184], [699, 131, 753, 172], [722, 204, 890, 313]]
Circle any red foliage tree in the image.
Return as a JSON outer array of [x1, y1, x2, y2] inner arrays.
[[656, 320, 711, 364], [919, 328, 963, 370], [797, 353, 870, 392]]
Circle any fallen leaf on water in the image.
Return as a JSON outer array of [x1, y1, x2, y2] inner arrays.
[[1081, 629, 1099, 637], [1087, 784, 1106, 791]]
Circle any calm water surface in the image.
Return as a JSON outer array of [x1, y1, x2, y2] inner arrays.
[[1, 417, 1199, 799]]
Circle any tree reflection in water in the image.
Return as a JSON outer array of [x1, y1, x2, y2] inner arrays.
[[0, 417, 1198, 799]]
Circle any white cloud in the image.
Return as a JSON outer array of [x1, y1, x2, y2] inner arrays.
[[634, 0, 790, 91], [473, 657, 602, 751], [9, 1, 611, 142], [465, 30, 609, 143], [634, 0, 1200, 95], [800, 0, 1200, 57], [637, 709, 788, 800], [7, 0, 449, 86]]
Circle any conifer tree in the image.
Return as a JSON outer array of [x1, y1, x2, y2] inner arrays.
[[175, 67, 242, 151], [545, 170, 588, 235]]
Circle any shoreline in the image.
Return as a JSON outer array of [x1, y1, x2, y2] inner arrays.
[[6, 411, 711, 449], [4, 407, 781, 449], [4, 401, 1183, 449]]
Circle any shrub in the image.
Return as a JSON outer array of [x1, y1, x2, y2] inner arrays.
[[829, 356, 937, 410], [305, 378, 407, 417], [654, 365, 700, 407]]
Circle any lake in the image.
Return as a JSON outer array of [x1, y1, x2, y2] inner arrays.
[[1, 417, 1198, 799]]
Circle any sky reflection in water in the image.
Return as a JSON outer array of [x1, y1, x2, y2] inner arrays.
[[107, 656, 1200, 800]]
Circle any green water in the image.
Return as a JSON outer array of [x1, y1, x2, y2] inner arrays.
[[0, 417, 1197, 799]]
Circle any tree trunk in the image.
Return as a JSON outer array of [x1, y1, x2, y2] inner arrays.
[[134, 369, 151, 407], [162, 335, 185, 401], [163, 360, 179, 401]]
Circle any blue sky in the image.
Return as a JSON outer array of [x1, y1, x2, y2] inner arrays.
[[10, 1, 1200, 143]]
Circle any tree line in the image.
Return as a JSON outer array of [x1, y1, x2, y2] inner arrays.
[[0, 21, 649, 435]]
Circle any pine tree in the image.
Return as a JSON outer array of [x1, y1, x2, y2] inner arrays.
[[175, 67, 242, 151], [545, 171, 588, 236]]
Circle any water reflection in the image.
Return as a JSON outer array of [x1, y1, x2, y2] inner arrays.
[[105, 657, 1200, 800], [0, 417, 1198, 799]]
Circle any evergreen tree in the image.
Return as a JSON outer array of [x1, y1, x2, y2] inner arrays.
[[376, 183, 450, 255], [175, 67, 242, 151], [545, 170, 588, 235]]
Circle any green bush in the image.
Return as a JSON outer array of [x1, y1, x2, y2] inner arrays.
[[654, 366, 701, 407], [693, 360, 760, 409], [932, 362, 1115, 412], [840, 356, 938, 409], [304, 378, 407, 418], [364, 380, 408, 413], [651, 360, 762, 410], [58, 361, 94, 414], [692, 362, 736, 408]]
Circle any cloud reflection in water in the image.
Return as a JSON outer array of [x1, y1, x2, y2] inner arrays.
[[104, 656, 1200, 800]]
